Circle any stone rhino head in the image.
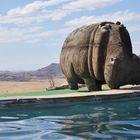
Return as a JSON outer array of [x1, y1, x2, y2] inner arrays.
[[101, 22, 140, 89], [60, 21, 140, 91]]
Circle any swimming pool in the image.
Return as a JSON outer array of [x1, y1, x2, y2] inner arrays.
[[0, 100, 140, 140]]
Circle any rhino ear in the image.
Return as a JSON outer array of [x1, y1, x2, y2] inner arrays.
[[99, 22, 106, 27], [116, 21, 126, 28], [116, 21, 121, 25], [120, 24, 126, 28]]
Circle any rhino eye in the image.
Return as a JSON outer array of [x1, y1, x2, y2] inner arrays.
[[111, 58, 114, 61], [110, 57, 116, 64]]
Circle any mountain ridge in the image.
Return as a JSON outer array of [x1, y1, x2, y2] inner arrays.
[[0, 63, 64, 81]]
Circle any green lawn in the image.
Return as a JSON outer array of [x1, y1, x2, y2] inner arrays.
[[0, 85, 110, 97]]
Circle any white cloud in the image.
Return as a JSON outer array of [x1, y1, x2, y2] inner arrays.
[[65, 10, 140, 27], [1, 10, 140, 44], [7, 1, 44, 17], [0, 0, 140, 45], [7, 0, 68, 17], [63, 0, 121, 11], [51, 0, 102, 20], [0, 25, 73, 44], [0, 0, 122, 25], [0, 26, 46, 43], [0, 0, 69, 25], [46, 0, 122, 21]]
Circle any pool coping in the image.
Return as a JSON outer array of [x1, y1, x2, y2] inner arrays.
[[0, 88, 140, 107]]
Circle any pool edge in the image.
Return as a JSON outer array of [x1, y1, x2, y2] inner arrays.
[[0, 89, 140, 107]]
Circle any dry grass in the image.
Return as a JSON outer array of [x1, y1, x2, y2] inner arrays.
[[0, 79, 66, 94]]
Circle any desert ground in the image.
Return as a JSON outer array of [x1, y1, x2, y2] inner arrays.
[[0, 79, 136, 95], [0, 79, 66, 94]]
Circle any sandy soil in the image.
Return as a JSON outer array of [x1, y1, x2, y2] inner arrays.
[[0, 79, 136, 95], [0, 79, 66, 94]]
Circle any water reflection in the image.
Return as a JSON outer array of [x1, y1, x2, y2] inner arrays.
[[58, 101, 140, 139], [0, 100, 139, 139]]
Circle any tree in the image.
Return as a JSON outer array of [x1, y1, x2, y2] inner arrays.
[[47, 72, 56, 88], [48, 75, 55, 88]]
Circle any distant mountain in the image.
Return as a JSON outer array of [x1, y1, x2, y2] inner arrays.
[[0, 63, 64, 81], [34, 63, 63, 77]]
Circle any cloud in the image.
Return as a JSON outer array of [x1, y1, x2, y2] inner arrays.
[[65, 10, 140, 27], [0, 0, 122, 25], [0, 0, 140, 44], [7, 0, 68, 17], [50, 0, 122, 20], [63, 0, 121, 11], [7, 1, 44, 17], [0, 26, 46, 43], [0, 25, 73, 44], [0, 0, 69, 25], [1, 10, 140, 44]]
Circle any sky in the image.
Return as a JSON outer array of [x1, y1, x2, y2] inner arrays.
[[0, 0, 140, 71]]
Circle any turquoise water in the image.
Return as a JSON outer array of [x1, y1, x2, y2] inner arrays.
[[0, 100, 140, 140]]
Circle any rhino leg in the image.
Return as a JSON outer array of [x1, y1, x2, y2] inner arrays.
[[67, 78, 78, 90], [84, 78, 101, 91]]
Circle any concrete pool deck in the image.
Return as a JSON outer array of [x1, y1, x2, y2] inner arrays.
[[0, 85, 140, 107]]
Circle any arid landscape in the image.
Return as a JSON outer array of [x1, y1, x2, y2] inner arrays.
[[0, 79, 66, 94], [0, 63, 66, 94], [0, 63, 64, 81]]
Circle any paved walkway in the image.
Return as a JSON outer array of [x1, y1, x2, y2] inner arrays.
[[0, 85, 140, 107], [0, 88, 137, 100]]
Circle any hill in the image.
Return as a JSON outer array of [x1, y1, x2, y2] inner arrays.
[[0, 63, 64, 81]]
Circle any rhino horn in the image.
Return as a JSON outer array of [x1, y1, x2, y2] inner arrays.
[[99, 22, 106, 27]]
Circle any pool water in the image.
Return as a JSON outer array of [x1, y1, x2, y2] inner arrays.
[[0, 100, 140, 140]]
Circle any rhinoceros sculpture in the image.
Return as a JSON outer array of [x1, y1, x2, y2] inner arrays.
[[60, 21, 140, 91]]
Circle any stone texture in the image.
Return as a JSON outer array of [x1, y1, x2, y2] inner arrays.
[[60, 21, 140, 91]]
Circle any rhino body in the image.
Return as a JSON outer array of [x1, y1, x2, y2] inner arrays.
[[60, 21, 140, 91]]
